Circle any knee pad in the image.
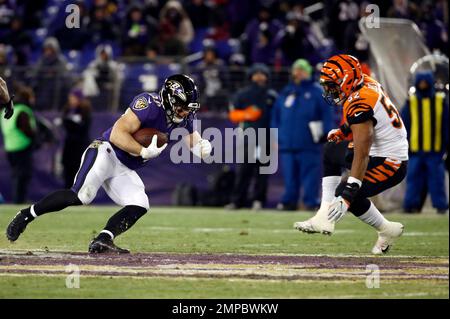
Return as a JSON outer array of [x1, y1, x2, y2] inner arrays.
[[77, 184, 98, 205]]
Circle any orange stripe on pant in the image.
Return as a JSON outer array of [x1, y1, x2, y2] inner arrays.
[[366, 168, 388, 182], [384, 158, 401, 170], [376, 165, 395, 176], [363, 175, 378, 183]]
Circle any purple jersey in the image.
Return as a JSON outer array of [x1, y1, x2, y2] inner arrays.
[[100, 92, 195, 170]]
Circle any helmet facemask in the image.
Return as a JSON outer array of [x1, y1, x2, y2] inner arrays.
[[170, 99, 200, 124], [320, 79, 346, 106]]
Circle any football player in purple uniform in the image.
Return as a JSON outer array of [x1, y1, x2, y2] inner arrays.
[[6, 74, 212, 253]]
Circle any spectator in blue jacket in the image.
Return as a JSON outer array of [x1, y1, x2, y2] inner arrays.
[[272, 59, 334, 211], [401, 71, 449, 214]]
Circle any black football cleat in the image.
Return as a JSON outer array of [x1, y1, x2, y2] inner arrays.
[[6, 211, 32, 242], [88, 237, 130, 254]]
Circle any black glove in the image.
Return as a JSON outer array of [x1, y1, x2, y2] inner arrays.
[[2, 95, 14, 119], [335, 180, 361, 204]]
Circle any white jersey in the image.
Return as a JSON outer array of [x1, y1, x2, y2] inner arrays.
[[343, 76, 409, 161]]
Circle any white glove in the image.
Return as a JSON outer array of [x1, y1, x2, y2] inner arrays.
[[140, 135, 167, 160], [192, 139, 212, 159], [327, 196, 350, 223]]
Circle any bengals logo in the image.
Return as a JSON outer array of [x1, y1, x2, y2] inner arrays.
[[133, 97, 149, 110]]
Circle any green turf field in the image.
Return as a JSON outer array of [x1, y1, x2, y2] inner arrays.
[[0, 205, 448, 298]]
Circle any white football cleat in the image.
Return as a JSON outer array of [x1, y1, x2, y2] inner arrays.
[[294, 218, 335, 235], [294, 202, 335, 235], [371, 221, 404, 255]]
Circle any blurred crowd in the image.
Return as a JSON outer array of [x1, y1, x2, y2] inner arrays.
[[0, 0, 448, 112], [0, 0, 448, 68], [0, 0, 447, 113]]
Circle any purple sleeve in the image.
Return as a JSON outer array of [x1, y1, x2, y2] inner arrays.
[[129, 93, 159, 123]]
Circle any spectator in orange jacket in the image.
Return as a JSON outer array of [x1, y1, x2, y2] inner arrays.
[[225, 64, 277, 210]]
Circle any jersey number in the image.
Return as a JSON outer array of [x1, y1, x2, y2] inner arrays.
[[380, 95, 402, 128]]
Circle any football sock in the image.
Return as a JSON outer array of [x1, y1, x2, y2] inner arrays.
[[25, 189, 83, 218], [100, 205, 148, 239], [322, 176, 341, 203], [357, 202, 388, 231]]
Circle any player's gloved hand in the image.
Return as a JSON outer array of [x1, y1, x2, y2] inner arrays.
[[192, 139, 212, 159], [327, 124, 351, 143], [327, 196, 350, 223], [140, 135, 167, 160], [327, 128, 345, 143], [328, 177, 362, 222]]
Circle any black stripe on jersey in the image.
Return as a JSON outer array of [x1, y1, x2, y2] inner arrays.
[[348, 97, 367, 104], [347, 103, 373, 115], [347, 101, 373, 110]]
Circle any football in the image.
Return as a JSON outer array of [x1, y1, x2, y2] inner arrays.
[[132, 128, 168, 148]]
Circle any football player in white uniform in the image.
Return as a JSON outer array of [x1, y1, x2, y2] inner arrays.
[[294, 55, 408, 254]]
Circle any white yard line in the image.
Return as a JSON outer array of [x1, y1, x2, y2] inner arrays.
[[403, 232, 449, 236]]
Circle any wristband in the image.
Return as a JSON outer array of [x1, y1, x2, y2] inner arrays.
[[347, 176, 362, 187], [339, 123, 351, 136]]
